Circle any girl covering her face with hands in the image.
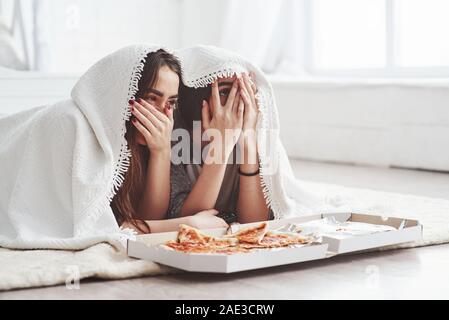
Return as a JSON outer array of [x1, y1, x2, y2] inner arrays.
[[169, 72, 271, 224]]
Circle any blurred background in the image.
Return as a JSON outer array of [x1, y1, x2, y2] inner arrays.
[[1, 0, 449, 175], [2, 0, 449, 75]]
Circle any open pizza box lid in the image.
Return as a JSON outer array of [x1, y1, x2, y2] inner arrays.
[[127, 212, 422, 273]]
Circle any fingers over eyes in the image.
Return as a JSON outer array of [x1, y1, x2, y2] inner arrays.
[[232, 91, 241, 113], [242, 74, 258, 110], [237, 97, 245, 118], [242, 73, 255, 98], [211, 81, 221, 107], [225, 80, 239, 109], [238, 77, 251, 102]]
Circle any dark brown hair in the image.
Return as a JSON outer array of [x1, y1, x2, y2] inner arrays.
[[111, 49, 181, 233], [178, 84, 211, 132]]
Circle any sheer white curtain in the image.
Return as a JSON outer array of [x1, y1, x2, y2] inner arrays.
[[177, 0, 306, 75], [0, 0, 32, 70], [21, 0, 306, 74], [218, 0, 306, 75], [6, 0, 447, 76]]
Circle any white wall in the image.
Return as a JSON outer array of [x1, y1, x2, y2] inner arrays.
[[0, 70, 76, 113], [273, 78, 449, 171], [1, 72, 449, 172]]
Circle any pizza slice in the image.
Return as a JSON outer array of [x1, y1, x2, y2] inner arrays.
[[176, 224, 238, 247], [238, 231, 311, 249], [231, 222, 269, 244], [164, 240, 247, 254], [260, 231, 311, 247], [210, 237, 239, 247], [177, 224, 213, 244]]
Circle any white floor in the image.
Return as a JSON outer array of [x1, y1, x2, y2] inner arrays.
[[2, 160, 449, 300]]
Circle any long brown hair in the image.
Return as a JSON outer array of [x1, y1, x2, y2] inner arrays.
[[111, 49, 181, 233]]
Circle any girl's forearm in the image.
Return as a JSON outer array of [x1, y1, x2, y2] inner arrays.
[[144, 216, 189, 233], [137, 150, 171, 220], [122, 216, 190, 234], [180, 162, 228, 216], [237, 141, 269, 223]]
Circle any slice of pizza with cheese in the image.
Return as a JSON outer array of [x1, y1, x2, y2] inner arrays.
[[210, 237, 239, 247], [231, 222, 269, 244], [164, 240, 247, 254], [176, 224, 238, 247], [238, 231, 311, 249], [260, 231, 311, 247], [177, 224, 214, 244]]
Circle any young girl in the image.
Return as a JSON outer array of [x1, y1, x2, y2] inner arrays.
[[169, 74, 271, 224], [167, 46, 272, 224]]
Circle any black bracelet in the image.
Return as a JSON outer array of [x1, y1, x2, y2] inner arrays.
[[238, 166, 260, 176]]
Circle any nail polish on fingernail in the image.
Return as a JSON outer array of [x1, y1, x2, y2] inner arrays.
[[129, 100, 134, 105], [137, 98, 142, 103]]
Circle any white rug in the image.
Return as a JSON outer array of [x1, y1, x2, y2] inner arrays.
[[1, 182, 449, 291], [0, 243, 179, 291]]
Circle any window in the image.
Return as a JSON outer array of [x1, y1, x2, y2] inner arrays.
[[305, 0, 449, 77]]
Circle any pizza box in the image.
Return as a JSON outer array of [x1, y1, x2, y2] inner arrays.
[[229, 212, 422, 255], [127, 212, 422, 273], [127, 227, 328, 273]]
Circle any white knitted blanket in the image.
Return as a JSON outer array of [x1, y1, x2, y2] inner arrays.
[[0, 45, 163, 249]]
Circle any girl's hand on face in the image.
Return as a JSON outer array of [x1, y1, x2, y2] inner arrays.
[[238, 73, 259, 133], [202, 79, 244, 156], [186, 209, 229, 229], [130, 99, 174, 153], [237, 73, 259, 150]]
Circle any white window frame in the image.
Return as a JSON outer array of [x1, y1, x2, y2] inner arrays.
[[303, 0, 449, 78]]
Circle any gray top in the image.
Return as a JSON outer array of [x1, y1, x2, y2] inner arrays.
[[167, 116, 272, 223], [167, 163, 241, 223]]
